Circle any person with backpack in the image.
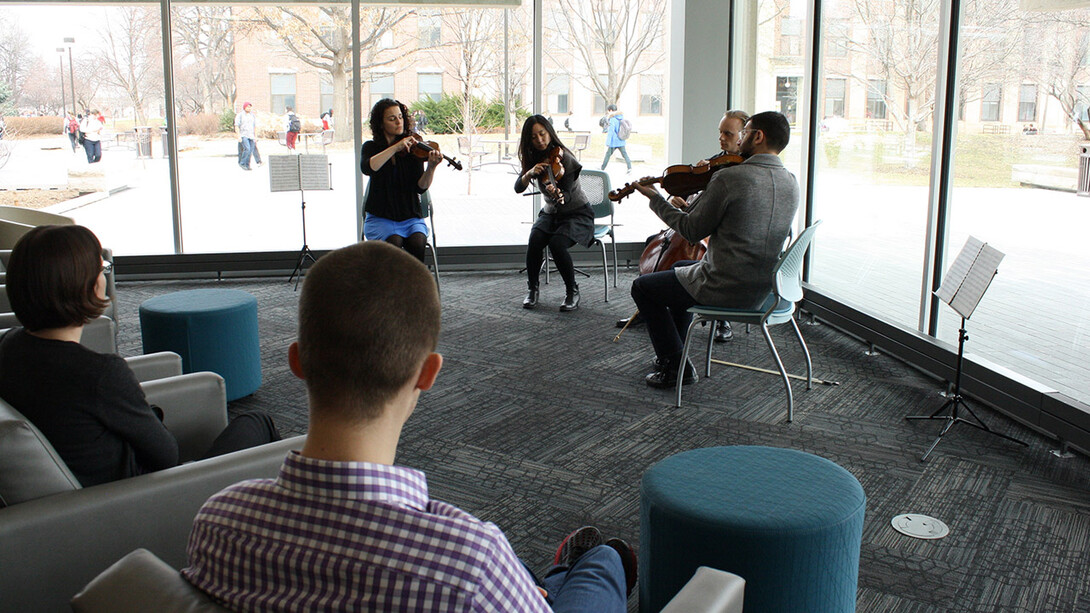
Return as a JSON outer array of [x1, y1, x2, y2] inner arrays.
[[65, 113, 80, 152], [285, 106, 301, 152], [600, 104, 633, 173]]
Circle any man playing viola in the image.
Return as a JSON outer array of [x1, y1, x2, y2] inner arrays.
[[618, 110, 749, 343], [630, 111, 799, 389]]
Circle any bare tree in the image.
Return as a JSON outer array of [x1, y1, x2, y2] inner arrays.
[[547, 0, 667, 108], [1021, 10, 1090, 139], [245, 6, 412, 142], [93, 6, 163, 124], [0, 15, 33, 104], [18, 57, 63, 115], [172, 6, 238, 113], [492, 6, 533, 133]]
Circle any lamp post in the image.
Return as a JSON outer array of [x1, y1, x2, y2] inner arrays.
[[63, 37, 76, 115], [56, 48, 67, 115]]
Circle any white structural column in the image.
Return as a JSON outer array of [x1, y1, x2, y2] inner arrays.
[[667, 0, 732, 164]]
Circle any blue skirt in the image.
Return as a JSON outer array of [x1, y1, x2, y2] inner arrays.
[[364, 214, 429, 241]]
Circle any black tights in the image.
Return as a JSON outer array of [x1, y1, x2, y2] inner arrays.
[[385, 233, 428, 263], [526, 228, 576, 290]]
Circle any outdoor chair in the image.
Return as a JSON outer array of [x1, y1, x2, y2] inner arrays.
[[675, 221, 822, 422], [572, 133, 591, 160], [456, 136, 488, 171], [319, 129, 335, 153]]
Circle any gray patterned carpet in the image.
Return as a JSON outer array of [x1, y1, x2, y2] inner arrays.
[[114, 268, 1090, 613]]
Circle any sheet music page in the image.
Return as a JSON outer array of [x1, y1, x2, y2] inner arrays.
[[935, 236, 984, 306], [299, 155, 331, 191], [951, 242, 1004, 318], [269, 156, 301, 192]]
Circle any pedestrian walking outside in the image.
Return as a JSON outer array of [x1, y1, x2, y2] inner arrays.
[[600, 104, 633, 172]]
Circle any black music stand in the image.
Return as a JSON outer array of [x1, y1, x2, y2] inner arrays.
[[269, 154, 331, 290], [905, 236, 1027, 461]]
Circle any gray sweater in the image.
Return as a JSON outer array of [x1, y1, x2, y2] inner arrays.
[[648, 153, 799, 308]]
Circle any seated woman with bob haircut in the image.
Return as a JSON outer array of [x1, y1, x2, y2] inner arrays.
[[0, 225, 280, 487]]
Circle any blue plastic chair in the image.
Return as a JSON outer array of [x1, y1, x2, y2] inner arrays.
[[362, 182, 440, 292], [675, 221, 822, 422], [578, 169, 618, 301]]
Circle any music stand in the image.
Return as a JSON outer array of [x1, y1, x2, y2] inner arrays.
[[905, 236, 1028, 461], [269, 154, 331, 290]]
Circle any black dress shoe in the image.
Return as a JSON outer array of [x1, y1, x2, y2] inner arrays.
[[560, 284, 580, 312], [615, 313, 645, 328], [714, 321, 733, 343], [645, 360, 698, 389], [523, 287, 538, 309]]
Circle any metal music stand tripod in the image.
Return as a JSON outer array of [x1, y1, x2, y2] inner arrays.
[[269, 154, 331, 290], [905, 237, 1027, 462]]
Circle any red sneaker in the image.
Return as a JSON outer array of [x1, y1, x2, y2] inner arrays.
[[605, 537, 638, 597], [553, 526, 603, 567]]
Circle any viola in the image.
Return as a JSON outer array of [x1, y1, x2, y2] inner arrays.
[[608, 152, 743, 202], [401, 132, 463, 170]]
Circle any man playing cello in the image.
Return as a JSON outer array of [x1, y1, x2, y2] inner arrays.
[[629, 111, 799, 389]]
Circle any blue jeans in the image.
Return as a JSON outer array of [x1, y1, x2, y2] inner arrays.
[[631, 261, 699, 363], [84, 140, 102, 164], [543, 545, 627, 613], [601, 146, 632, 170], [238, 137, 255, 168]]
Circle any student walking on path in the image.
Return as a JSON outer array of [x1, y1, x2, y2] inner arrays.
[[600, 104, 632, 172]]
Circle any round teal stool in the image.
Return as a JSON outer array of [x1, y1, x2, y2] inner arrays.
[[139, 289, 262, 402], [640, 446, 866, 613]]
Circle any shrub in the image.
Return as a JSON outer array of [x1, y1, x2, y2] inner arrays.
[[5, 116, 64, 136], [177, 113, 221, 136], [219, 108, 236, 133], [410, 95, 529, 134]]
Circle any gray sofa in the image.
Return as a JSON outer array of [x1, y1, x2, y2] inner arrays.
[[0, 350, 304, 611]]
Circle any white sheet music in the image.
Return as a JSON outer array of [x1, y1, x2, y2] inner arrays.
[[934, 236, 1004, 319], [269, 155, 330, 192]]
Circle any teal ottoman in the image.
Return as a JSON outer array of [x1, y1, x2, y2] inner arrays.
[[139, 289, 262, 401], [640, 446, 866, 613]]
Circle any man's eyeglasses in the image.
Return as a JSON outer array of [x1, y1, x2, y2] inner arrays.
[[101, 261, 113, 276]]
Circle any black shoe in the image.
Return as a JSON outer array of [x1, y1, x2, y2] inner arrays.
[[650, 356, 668, 370], [605, 538, 638, 597], [560, 284, 580, 312], [523, 287, 538, 309], [554, 526, 603, 567], [714, 321, 733, 343], [645, 359, 697, 389], [615, 313, 645, 328]]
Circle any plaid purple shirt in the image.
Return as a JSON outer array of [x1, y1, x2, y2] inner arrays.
[[183, 451, 550, 612]]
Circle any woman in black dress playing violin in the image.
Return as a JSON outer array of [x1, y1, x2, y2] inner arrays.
[[361, 98, 443, 263], [514, 115, 594, 311]]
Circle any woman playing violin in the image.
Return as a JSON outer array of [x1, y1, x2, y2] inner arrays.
[[514, 115, 594, 312], [361, 98, 443, 263]]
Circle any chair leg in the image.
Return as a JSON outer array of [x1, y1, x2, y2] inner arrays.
[[760, 322, 794, 422], [599, 240, 609, 302], [676, 318, 703, 408], [611, 236, 618, 288], [703, 318, 715, 377], [426, 243, 440, 294], [789, 317, 812, 391]]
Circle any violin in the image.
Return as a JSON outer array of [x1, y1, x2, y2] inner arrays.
[[542, 145, 565, 205], [401, 132, 463, 170], [607, 152, 743, 202]]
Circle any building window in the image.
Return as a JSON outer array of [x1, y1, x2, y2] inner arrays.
[[320, 76, 333, 117], [547, 73, 570, 114], [777, 76, 800, 123], [781, 18, 802, 56], [370, 73, 394, 108], [1018, 84, 1036, 123], [640, 74, 663, 115], [827, 20, 850, 58], [418, 73, 443, 102], [866, 79, 887, 119], [594, 95, 607, 115], [981, 83, 1001, 122], [825, 78, 846, 118], [419, 12, 441, 49], [270, 73, 296, 115], [379, 30, 394, 51]]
